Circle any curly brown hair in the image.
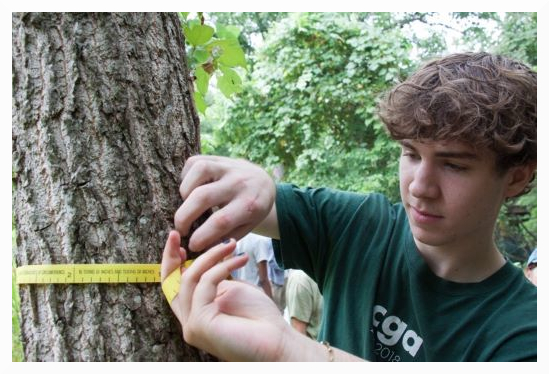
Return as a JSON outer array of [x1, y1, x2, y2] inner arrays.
[[378, 52, 537, 177]]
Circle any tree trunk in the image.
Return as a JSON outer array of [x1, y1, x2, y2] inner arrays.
[[12, 12, 211, 361]]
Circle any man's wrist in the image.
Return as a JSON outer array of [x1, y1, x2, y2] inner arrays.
[[276, 325, 326, 361], [320, 341, 334, 361]]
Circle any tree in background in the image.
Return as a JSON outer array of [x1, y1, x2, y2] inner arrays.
[[209, 12, 288, 57], [497, 13, 536, 67], [13, 12, 212, 361], [216, 13, 413, 201], [451, 12, 536, 68]]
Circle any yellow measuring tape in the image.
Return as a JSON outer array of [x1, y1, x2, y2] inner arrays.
[[16, 261, 193, 305]]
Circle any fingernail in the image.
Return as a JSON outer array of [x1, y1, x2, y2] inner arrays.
[[222, 238, 230, 244]]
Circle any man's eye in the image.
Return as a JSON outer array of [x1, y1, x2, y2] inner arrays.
[[403, 152, 420, 160], [445, 163, 467, 171]]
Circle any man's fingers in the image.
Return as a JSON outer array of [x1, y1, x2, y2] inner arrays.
[[180, 155, 231, 190], [176, 155, 276, 252], [179, 239, 238, 323], [174, 181, 236, 238], [179, 158, 226, 200], [192, 253, 249, 311], [161, 230, 185, 282], [186, 199, 260, 252]]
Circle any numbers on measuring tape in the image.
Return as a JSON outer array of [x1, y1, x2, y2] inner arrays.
[[15, 264, 162, 284], [16, 260, 197, 305]]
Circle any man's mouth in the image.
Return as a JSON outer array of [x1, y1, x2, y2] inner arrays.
[[410, 206, 444, 224]]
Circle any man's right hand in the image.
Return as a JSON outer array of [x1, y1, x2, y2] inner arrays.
[[174, 155, 278, 253]]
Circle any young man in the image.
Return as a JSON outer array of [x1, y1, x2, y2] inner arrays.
[[161, 52, 537, 361]]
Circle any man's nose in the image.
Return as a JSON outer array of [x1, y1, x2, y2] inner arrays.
[[409, 162, 440, 199]]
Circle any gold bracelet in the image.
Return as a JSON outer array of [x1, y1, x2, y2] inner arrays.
[[320, 341, 334, 362]]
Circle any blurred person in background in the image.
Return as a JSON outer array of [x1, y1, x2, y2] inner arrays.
[[285, 269, 323, 340], [524, 248, 537, 286]]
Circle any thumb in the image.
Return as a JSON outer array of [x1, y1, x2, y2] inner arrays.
[[161, 230, 186, 282]]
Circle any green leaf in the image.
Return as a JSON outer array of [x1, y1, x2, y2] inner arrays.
[[209, 39, 247, 68], [217, 66, 242, 97], [216, 23, 241, 40], [195, 65, 210, 96], [193, 48, 210, 64], [179, 12, 190, 21], [184, 24, 215, 46], [190, 18, 201, 26], [193, 91, 207, 114]]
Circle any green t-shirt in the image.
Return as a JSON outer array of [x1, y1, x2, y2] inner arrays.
[[273, 184, 537, 362]]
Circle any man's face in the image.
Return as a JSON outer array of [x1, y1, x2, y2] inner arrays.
[[525, 266, 537, 286], [399, 139, 508, 248]]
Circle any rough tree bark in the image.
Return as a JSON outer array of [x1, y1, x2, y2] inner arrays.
[[12, 12, 212, 361]]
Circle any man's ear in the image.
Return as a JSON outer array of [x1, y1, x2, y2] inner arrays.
[[504, 162, 536, 198]]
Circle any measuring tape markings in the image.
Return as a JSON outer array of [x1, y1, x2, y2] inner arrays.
[[16, 261, 194, 304]]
